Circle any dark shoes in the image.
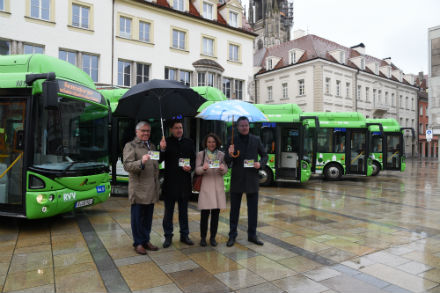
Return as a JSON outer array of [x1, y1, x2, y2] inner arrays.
[[226, 237, 236, 247], [135, 244, 147, 255], [210, 237, 217, 247], [180, 235, 194, 245], [144, 242, 159, 251], [200, 238, 207, 247], [248, 236, 264, 246], [163, 237, 172, 248]]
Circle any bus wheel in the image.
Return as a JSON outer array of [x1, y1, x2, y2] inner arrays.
[[324, 164, 342, 180], [372, 161, 381, 176], [259, 166, 273, 186]]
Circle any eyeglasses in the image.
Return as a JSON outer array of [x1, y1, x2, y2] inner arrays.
[[138, 129, 151, 133]]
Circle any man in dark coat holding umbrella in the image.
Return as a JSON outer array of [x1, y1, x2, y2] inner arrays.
[[225, 116, 268, 247], [160, 120, 195, 248]]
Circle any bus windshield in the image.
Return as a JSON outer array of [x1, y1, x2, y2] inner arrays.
[[33, 96, 108, 171]]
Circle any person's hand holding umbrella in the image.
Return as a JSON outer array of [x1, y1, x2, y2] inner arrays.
[[160, 137, 167, 151]]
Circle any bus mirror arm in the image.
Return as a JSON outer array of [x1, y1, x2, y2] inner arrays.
[[25, 72, 59, 109], [25, 72, 56, 85], [366, 123, 384, 134], [300, 116, 320, 128]]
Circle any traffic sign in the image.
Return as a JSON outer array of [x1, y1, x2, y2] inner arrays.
[[426, 129, 433, 142]]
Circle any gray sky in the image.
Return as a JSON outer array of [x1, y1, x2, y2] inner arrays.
[[244, 0, 440, 75]]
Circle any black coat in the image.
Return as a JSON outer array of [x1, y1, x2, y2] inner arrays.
[[225, 134, 268, 194], [160, 136, 195, 199]]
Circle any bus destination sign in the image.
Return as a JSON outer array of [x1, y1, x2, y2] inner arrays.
[[58, 80, 102, 103]]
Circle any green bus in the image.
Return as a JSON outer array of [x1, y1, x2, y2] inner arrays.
[[302, 112, 379, 180], [367, 118, 412, 176], [248, 103, 314, 185], [0, 54, 111, 219]]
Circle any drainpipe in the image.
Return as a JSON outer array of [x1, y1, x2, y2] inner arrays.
[[254, 74, 258, 104], [111, 0, 115, 86], [354, 69, 359, 112]]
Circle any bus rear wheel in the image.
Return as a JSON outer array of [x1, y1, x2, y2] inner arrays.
[[324, 163, 342, 180], [259, 166, 273, 186], [372, 161, 381, 176]]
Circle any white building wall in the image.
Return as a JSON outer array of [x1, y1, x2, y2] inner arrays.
[[429, 26, 440, 141]]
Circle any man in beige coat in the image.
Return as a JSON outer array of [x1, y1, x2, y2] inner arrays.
[[123, 121, 160, 255]]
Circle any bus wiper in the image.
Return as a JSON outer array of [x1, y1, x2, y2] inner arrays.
[[65, 161, 88, 171]]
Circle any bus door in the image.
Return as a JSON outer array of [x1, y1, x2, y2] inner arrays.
[[383, 133, 402, 170], [276, 125, 300, 180], [0, 98, 26, 214], [346, 129, 367, 175]]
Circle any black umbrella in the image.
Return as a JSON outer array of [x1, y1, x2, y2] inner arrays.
[[114, 79, 206, 137]]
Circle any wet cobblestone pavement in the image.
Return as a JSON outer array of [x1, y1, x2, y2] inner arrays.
[[1, 158, 440, 293]]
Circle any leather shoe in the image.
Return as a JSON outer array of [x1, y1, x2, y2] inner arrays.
[[200, 238, 207, 247], [248, 236, 264, 246], [163, 237, 172, 248], [210, 237, 217, 247], [226, 237, 235, 247], [144, 242, 159, 251], [180, 236, 194, 245], [134, 244, 147, 255]]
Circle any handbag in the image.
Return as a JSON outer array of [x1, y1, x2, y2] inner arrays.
[[192, 151, 205, 192]]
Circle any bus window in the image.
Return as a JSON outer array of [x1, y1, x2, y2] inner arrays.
[[333, 131, 345, 153], [260, 127, 275, 154], [317, 128, 332, 153], [386, 134, 400, 168], [371, 135, 382, 153], [303, 125, 314, 161]]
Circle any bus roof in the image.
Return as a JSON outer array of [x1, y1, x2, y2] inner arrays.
[[0, 54, 96, 90], [367, 118, 401, 132], [99, 88, 128, 112], [193, 86, 227, 112], [302, 112, 367, 128], [254, 103, 302, 122]]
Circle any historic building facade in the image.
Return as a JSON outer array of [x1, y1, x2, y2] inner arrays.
[[0, 0, 256, 101], [254, 33, 419, 156], [428, 25, 440, 157]]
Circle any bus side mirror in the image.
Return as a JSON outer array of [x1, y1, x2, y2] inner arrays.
[[42, 79, 59, 109]]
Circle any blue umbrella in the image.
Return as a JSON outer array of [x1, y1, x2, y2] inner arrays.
[[196, 100, 268, 122], [196, 100, 267, 158]]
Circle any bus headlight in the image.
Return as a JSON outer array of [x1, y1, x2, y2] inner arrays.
[[41, 206, 47, 213], [36, 194, 44, 204]]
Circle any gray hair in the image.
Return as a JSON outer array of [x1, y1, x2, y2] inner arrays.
[[135, 121, 150, 130]]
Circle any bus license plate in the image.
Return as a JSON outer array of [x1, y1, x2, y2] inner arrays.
[[75, 199, 94, 208]]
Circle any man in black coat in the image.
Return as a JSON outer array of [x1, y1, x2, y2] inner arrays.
[[159, 120, 195, 248], [225, 116, 268, 247]]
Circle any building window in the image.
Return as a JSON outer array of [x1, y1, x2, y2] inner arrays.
[[400, 95, 403, 108], [365, 87, 370, 101], [202, 37, 214, 56], [31, 0, 50, 20], [59, 50, 77, 65], [197, 72, 205, 86], [223, 78, 231, 98], [357, 85, 361, 100], [267, 86, 273, 101], [206, 73, 214, 87], [419, 105, 423, 116], [290, 50, 296, 64], [120, 16, 131, 38], [0, 39, 10, 55], [385, 92, 389, 105], [360, 58, 365, 70], [339, 51, 345, 63], [82, 53, 98, 82], [229, 43, 239, 62], [419, 123, 423, 133], [298, 79, 305, 96], [411, 97, 414, 110], [139, 21, 151, 42], [378, 90, 382, 103], [165, 67, 177, 80], [0, 0, 4, 11], [412, 119, 414, 129], [180, 70, 191, 86], [234, 80, 243, 100], [229, 11, 238, 27], [173, 0, 184, 11], [325, 78, 331, 95], [391, 93, 395, 106], [282, 83, 288, 99], [172, 29, 186, 50], [336, 80, 341, 97], [136, 63, 149, 84], [346, 82, 350, 98], [72, 3, 89, 29], [405, 96, 409, 109], [203, 2, 213, 20], [23, 44, 44, 54], [267, 58, 273, 70], [118, 60, 131, 86], [373, 89, 377, 103]]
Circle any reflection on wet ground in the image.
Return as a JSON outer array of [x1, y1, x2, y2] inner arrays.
[[1, 159, 440, 292]]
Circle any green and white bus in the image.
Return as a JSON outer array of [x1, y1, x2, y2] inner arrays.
[[248, 103, 314, 185], [0, 54, 111, 219], [302, 112, 378, 180], [367, 118, 412, 176]]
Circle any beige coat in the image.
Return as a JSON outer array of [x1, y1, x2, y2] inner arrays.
[[123, 138, 160, 205], [195, 150, 227, 210]]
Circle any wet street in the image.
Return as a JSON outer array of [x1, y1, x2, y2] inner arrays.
[[1, 159, 440, 293]]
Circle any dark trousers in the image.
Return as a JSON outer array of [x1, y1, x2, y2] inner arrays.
[[163, 197, 189, 238], [131, 203, 154, 247], [200, 209, 220, 239], [229, 192, 258, 239]]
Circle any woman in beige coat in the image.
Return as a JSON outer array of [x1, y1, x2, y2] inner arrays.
[[195, 133, 228, 247]]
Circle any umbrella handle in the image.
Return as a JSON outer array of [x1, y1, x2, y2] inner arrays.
[[231, 150, 240, 158], [230, 117, 240, 158]]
